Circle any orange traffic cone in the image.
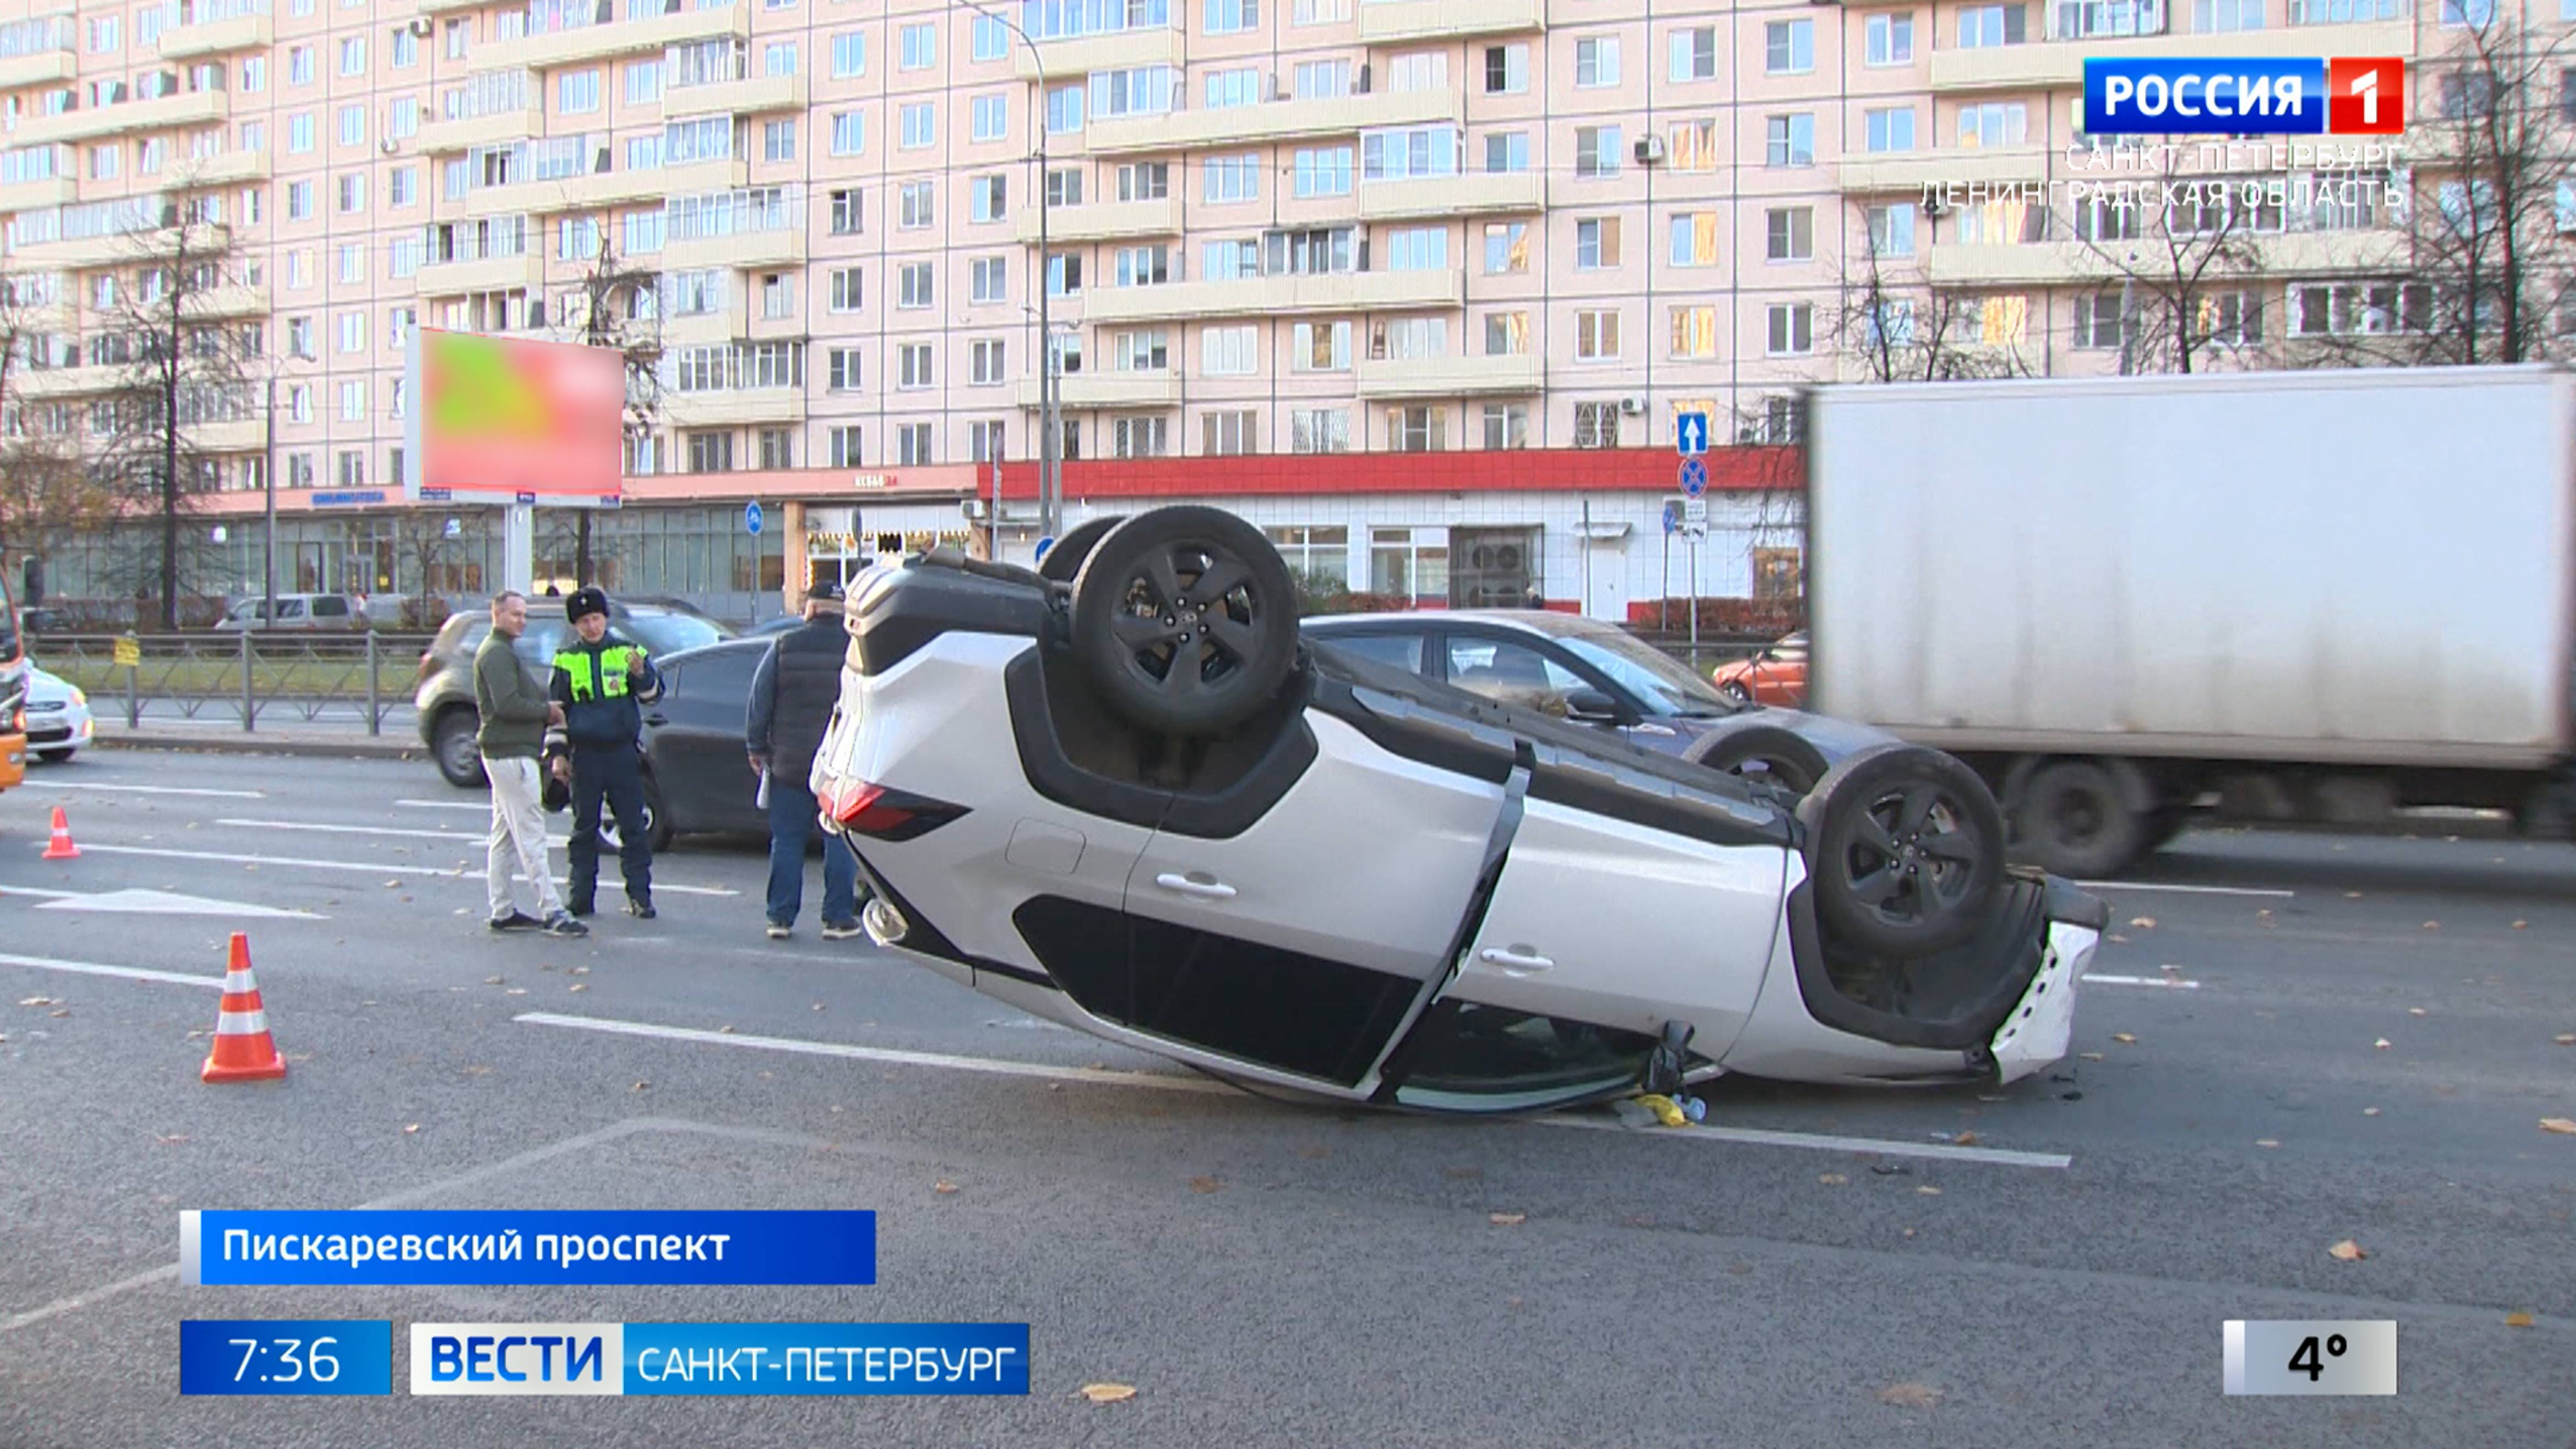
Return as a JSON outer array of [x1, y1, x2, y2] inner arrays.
[[41, 806, 78, 860], [201, 933, 286, 1083]]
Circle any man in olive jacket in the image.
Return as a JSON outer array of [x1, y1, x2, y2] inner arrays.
[[473, 590, 586, 937]]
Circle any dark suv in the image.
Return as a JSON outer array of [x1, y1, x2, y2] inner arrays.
[[414, 598, 735, 787]]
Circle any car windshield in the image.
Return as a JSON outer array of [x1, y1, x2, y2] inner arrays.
[[1555, 630, 1741, 718]]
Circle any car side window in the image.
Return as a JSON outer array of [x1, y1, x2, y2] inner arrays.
[[1443, 638, 1586, 719], [681, 648, 763, 708], [654, 662, 683, 701], [313, 597, 347, 617], [278, 599, 307, 620], [1319, 632, 1425, 673]]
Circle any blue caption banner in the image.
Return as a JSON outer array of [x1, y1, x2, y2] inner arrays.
[[180, 1320, 393, 1396], [2082, 57, 2328, 135], [408, 1323, 1030, 1396], [182, 1210, 876, 1287]]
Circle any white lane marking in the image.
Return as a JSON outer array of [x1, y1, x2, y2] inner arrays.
[[0, 885, 84, 900], [32, 888, 323, 920], [516, 1013, 1237, 1095], [0, 1264, 181, 1336], [517, 1013, 2072, 1170], [398, 799, 489, 812], [2087, 974, 2202, 990], [2076, 880, 2295, 899], [220, 818, 477, 842], [0, 952, 225, 989], [18, 780, 265, 799], [46, 843, 740, 897]]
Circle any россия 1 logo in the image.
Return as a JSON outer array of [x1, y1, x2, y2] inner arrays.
[[2083, 58, 2404, 135]]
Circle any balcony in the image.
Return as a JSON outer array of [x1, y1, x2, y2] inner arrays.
[[182, 282, 269, 318], [10, 365, 124, 400], [0, 50, 75, 90], [1084, 267, 1464, 323], [418, 0, 489, 11], [518, 2, 750, 70], [2254, 229, 2404, 274], [1013, 25, 1184, 81], [1089, 88, 1464, 156], [176, 149, 274, 187], [1926, 242, 2118, 286], [663, 225, 807, 271], [0, 176, 75, 215], [156, 12, 272, 59], [14, 90, 230, 148], [419, 107, 541, 155], [665, 71, 807, 117], [1355, 352, 1540, 399], [1015, 370, 1182, 411], [1839, 147, 2047, 195], [415, 251, 542, 296], [1359, 170, 1544, 222], [1929, 19, 2415, 92], [451, 158, 747, 219], [9, 222, 227, 272], [1357, 0, 1543, 43], [658, 311, 736, 346], [1015, 195, 1183, 246], [194, 417, 266, 452], [663, 387, 805, 427]]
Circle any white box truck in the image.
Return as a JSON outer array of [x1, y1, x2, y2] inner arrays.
[[1802, 363, 2576, 877]]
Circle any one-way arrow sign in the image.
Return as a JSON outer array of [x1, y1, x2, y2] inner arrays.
[[1676, 411, 1710, 457]]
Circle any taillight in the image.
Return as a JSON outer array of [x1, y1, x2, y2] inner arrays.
[[826, 781, 967, 841]]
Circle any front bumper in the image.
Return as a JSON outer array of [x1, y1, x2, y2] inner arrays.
[[1987, 920, 2098, 1084]]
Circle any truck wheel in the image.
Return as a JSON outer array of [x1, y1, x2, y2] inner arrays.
[[1683, 725, 1830, 796], [1798, 744, 2005, 959], [1069, 506, 1298, 737], [2016, 761, 2146, 878], [433, 709, 486, 789]]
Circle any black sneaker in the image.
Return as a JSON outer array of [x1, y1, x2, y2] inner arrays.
[[625, 897, 657, 920], [820, 919, 863, 941], [565, 899, 595, 918], [543, 912, 590, 938], [487, 910, 543, 933]]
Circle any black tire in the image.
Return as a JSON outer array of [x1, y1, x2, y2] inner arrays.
[[642, 774, 675, 853], [1682, 725, 1830, 796], [1038, 515, 1128, 584], [1719, 681, 1753, 704], [35, 748, 73, 764], [433, 708, 486, 788], [2015, 760, 2145, 879], [1069, 506, 1299, 737], [2142, 805, 2192, 852], [1798, 744, 2005, 959]]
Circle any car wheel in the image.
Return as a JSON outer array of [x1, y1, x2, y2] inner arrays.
[[433, 709, 486, 789], [36, 748, 73, 764], [1798, 744, 2005, 959], [643, 775, 676, 853], [2015, 760, 2146, 878], [1037, 515, 1128, 584], [1069, 505, 1299, 737], [1719, 681, 1753, 704], [1682, 725, 1829, 796]]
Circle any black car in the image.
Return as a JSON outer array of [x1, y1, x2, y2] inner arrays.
[[1300, 610, 1890, 795], [622, 638, 775, 849], [414, 598, 736, 788]]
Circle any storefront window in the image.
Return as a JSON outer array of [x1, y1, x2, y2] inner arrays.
[[1369, 527, 1448, 606], [1264, 525, 1347, 590]]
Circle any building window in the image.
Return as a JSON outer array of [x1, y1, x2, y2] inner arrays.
[[759, 428, 794, 469], [1485, 43, 1529, 94], [1484, 312, 1531, 356], [1204, 325, 1257, 375], [1765, 207, 1814, 261], [1866, 107, 1917, 153], [1766, 18, 1814, 73], [1484, 223, 1530, 275], [1670, 306, 1718, 359], [899, 182, 934, 228], [1204, 409, 1256, 456], [827, 347, 862, 390], [1576, 310, 1620, 361], [830, 112, 866, 156], [898, 263, 934, 310], [559, 68, 599, 114], [1766, 303, 1815, 356], [1576, 217, 1621, 270], [971, 338, 1005, 384], [337, 450, 365, 487], [900, 22, 936, 69], [688, 431, 736, 473], [1486, 132, 1532, 173], [1573, 402, 1619, 450], [968, 420, 1005, 464], [1669, 26, 1716, 81], [1207, 0, 1259, 35], [832, 30, 866, 78], [901, 102, 936, 150], [971, 257, 1008, 305], [2074, 292, 2129, 349], [971, 175, 1008, 222], [1574, 125, 1622, 178], [1866, 12, 1916, 64], [1114, 329, 1171, 371], [896, 423, 934, 465], [1765, 114, 1815, 168], [1480, 403, 1529, 450], [1668, 119, 1719, 172], [830, 189, 862, 234], [1292, 147, 1354, 198], [1957, 4, 2029, 47], [972, 94, 1008, 143], [1388, 406, 1445, 453], [899, 342, 933, 389], [1868, 203, 1919, 258], [1575, 36, 1620, 87], [764, 120, 796, 162], [1670, 213, 1719, 267], [1959, 101, 2030, 148], [1292, 408, 1350, 453], [1204, 154, 1260, 203], [1112, 415, 1168, 458], [828, 425, 863, 468], [1291, 321, 1352, 372]]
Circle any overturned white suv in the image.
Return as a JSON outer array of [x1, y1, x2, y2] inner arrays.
[[811, 507, 2103, 1114]]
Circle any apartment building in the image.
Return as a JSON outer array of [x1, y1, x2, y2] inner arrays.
[[0, 0, 2463, 614]]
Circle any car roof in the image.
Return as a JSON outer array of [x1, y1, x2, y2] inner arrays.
[[1304, 610, 1618, 639]]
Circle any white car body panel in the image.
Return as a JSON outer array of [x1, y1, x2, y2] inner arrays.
[[26, 668, 93, 757], [1988, 922, 2098, 1084]]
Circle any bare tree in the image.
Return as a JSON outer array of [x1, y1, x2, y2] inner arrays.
[[1836, 233, 2032, 384], [0, 268, 116, 587], [550, 223, 663, 586], [96, 197, 256, 628], [2061, 150, 2268, 376]]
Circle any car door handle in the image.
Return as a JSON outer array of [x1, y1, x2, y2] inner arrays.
[[643, 713, 668, 726], [1478, 947, 1555, 974], [1154, 872, 1238, 901]]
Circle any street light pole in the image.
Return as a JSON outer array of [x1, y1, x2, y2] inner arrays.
[[956, 0, 1057, 548], [262, 373, 277, 626]]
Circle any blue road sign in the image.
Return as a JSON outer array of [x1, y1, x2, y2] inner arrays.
[[745, 501, 764, 535], [1033, 535, 1057, 564], [1661, 501, 1681, 535], [1679, 457, 1709, 498], [1676, 411, 1710, 458]]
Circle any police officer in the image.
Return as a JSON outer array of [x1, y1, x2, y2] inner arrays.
[[545, 587, 662, 919]]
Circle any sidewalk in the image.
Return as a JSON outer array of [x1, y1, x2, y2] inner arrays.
[[89, 714, 423, 761]]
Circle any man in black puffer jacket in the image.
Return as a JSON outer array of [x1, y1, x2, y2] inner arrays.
[[746, 582, 862, 941]]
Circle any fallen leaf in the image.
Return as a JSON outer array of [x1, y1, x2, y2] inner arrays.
[[1489, 1212, 1526, 1226], [1902, 1228, 1916, 1238], [2408, 1008, 2427, 1017], [186, 1029, 206, 1039], [2108, 933, 2130, 944], [484, 976, 504, 985], [2112, 1033, 2137, 1045], [156, 1134, 189, 1145], [383, 879, 401, 888], [2422, 921, 2440, 931], [1871, 1163, 1909, 1176], [1818, 1173, 1849, 1185], [568, 983, 588, 993], [48, 1008, 68, 1018], [2374, 1038, 2392, 1050], [2129, 916, 2156, 929], [2541, 1119, 2576, 1135], [2256, 1139, 2280, 1149], [1879, 1382, 1944, 1409], [1506, 1295, 1525, 1306], [1951, 1131, 1979, 1146], [1078, 1383, 1137, 1404], [2556, 1034, 2575, 1046], [2513, 920, 2529, 929], [1917, 1185, 1943, 1196], [719, 1025, 737, 1035], [934, 1180, 959, 1195], [17, 996, 55, 1007], [2344, 891, 2364, 899], [631, 1081, 650, 1092], [2328, 1239, 2367, 1261], [570, 966, 589, 976], [812, 1003, 825, 1012], [2363, 1107, 2382, 1117], [2079, 1052, 2106, 1062], [504, 988, 527, 996], [459, 1065, 492, 1077], [2505, 1311, 2535, 1328], [402, 1124, 421, 1136]]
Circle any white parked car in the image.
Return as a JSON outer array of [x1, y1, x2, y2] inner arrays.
[[213, 593, 370, 631], [808, 507, 2105, 1114], [25, 666, 93, 763]]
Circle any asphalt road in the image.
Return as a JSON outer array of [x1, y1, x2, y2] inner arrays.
[[0, 750, 2568, 1448]]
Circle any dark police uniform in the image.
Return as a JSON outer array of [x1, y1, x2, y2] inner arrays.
[[546, 587, 662, 917]]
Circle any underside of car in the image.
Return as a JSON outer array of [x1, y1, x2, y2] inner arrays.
[[814, 507, 2103, 1114]]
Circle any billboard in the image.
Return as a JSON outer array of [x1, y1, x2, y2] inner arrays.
[[405, 329, 626, 506]]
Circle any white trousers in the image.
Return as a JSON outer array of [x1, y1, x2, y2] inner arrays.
[[484, 755, 565, 920]]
